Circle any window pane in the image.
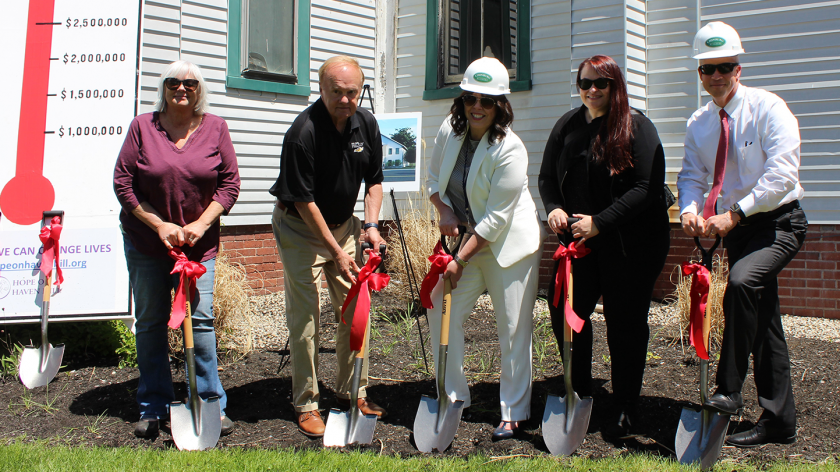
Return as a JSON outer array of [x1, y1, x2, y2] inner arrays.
[[446, 0, 516, 82], [247, 0, 294, 75]]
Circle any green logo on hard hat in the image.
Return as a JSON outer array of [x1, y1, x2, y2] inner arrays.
[[706, 37, 726, 48], [473, 72, 492, 83]]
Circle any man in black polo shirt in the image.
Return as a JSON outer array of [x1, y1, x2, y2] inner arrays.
[[269, 55, 386, 438]]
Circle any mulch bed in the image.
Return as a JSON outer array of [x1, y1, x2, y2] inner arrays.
[[1, 302, 838, 467]]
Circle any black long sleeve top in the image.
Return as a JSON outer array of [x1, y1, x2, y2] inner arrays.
[[538, 106, 669, 250]]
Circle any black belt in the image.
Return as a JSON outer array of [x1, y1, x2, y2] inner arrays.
[[739, 200, 800, 226], [276, 201, 342, 229]]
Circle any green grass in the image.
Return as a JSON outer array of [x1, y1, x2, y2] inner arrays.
[[0, 441, 835, 471]]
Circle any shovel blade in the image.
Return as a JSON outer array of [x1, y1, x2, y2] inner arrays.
[[675, 407, 729, 470], [542, 393, 593, 456], [170, 397, 222, 451], [413, 394, 465, 452], [323, 408, 378, 447], [19, 343, 65, 389]]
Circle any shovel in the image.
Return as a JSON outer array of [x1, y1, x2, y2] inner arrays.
[[170, 278, 222, 451], [676, 236, 729, 470], [414, 228, 468, 452], [19, 211, 66, 389], [542, 217, 593, 456], [323, 243, 385, 447]]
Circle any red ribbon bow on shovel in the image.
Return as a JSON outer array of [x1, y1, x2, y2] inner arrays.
[[552, 241, 590, 334], [419, 241, 453, 310], [681, 262, 711, 360], [39, 216, 64, 288], [341, 251, 390, 352], [167, 248, 206, 330]]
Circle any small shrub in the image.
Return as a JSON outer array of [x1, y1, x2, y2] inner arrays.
[[666, 250, 728, 353], [111, 320, 137, 368]]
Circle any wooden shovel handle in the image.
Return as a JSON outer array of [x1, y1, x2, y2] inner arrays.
[[182, 279, 194, 350], [440, 279, 452, 346]]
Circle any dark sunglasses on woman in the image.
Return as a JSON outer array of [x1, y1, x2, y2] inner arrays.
[[697, 63, 739, 75], [577, 77, 610, 90], [462, 94, 497, 109], [164, 77, 199, 91]]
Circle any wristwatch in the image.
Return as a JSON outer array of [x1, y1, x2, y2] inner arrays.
[[452, 254, 469, 268], [730, 202, 746, 220], [363, 222, 379, 231]]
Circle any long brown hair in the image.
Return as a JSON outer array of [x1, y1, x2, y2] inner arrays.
[[577, 55, 634, 174], [449, 92, 514, 144]]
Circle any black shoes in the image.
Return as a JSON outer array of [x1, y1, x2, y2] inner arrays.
[[134, 417, 160, 438], [704, 392, 744, 415], [491, 421, 520, 441], [603, 409, 640, 439], [726, 423, 796, 448], [221, 415, 235, 436]]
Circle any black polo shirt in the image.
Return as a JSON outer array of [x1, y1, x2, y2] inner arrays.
[[269, 99, 384, 225]]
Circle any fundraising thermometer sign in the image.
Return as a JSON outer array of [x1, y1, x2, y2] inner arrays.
[[0, 0, 141, 322]]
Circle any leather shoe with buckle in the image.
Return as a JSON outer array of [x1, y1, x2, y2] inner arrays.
[[134, 417, 160, 438], [704, 392, 743, 415], [336, 397, 387, 418], [726, 423, 796, 448], [492, 421, 520, 441], [296, 410, 325, 438]]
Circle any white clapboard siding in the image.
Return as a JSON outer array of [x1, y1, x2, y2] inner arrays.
[[139, 0, 377, 226], [646, 0, 840, 224]]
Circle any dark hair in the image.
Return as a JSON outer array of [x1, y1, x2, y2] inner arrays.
[[448, 92, 514, 144], [577, 55, 634, 174]]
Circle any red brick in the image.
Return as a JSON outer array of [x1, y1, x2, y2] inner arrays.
[[806, 279, 837, 289], [785, 260, 806, 269], [822, 252, 840, 261], [806, 260, 836, 270], [804, 242, 836, 251], [806, 297, 837, 309], [783, 278, 807, 288]]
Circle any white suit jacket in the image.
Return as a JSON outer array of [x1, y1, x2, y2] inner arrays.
[[427, 118, 545, 268]]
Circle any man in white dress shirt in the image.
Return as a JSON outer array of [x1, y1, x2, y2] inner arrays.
[[677, 22, 807, 447]]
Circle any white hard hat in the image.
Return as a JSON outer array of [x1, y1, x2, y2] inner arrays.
[[692, 22, 745, 60], [459, 57, 510, 95]]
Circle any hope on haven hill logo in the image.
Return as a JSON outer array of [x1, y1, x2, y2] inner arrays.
[[705, 37, 726, 48], [473, 72, 492, 83]]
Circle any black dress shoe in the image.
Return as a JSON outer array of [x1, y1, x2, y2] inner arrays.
[[220, 416, 235, 436], [492, 421, 520, 441], [603, 410, 640, 439], [134, 417, 160, 438], [704, 392, 743, 415], [726, 423, 796, 448]]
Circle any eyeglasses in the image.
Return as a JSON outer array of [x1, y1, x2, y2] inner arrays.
[[164, 78, 199, 91], [461, 95, 497, 109], [698, 63, 740, 75], [577, 77, 610, 90]]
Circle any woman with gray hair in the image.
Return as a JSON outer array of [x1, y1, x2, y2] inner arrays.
[[113, 60, 240, 438]]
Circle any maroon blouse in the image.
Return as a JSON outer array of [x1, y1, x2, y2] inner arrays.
[[113, 112, 240, 262]]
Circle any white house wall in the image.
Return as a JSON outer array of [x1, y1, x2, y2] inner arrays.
[[138, 0, 377, 226]]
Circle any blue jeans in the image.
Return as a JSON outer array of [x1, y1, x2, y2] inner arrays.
[[124, 238, 226, 418]]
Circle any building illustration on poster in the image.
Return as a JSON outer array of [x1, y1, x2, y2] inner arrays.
[[0, 0, 141, 322]]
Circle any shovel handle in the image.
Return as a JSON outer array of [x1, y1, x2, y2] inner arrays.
[[440, 279, 452, 346], [182, 278, 195, 350], [694, 236, 720, 351]]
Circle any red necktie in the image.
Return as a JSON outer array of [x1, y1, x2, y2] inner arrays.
[[703, 109, 729, 219]]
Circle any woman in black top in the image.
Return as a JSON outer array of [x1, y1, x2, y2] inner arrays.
[[538, 55, 670, 438]]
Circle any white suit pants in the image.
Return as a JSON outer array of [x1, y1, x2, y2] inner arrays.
[[426, 246, 540, 421]]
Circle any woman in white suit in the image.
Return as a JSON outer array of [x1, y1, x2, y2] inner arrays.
[[427, 57, 546, 440]]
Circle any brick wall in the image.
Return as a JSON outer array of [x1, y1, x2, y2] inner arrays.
[[221, 222, 840, 319]]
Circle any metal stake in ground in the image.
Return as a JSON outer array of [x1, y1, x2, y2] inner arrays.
[[676, 236, 729, 470], [19, 210, 66, 389], [542, 217, 593, 456], [170, 273, 222, 451]]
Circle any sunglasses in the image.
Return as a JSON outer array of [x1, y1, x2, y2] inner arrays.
[[577, 77, 610, 90], [164, 78, 199, 91], [698, 63, 740, 75], [462, 94, 497, 109]]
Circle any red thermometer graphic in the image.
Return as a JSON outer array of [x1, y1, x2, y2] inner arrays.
[[0, 0, 58, 226]]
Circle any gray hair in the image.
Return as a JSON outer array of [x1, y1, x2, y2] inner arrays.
[[155, 60, 209, 114]]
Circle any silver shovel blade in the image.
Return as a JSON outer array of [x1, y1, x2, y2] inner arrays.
[[413, 394, 465, 452], [675, 407, 729, 470], [19, 343, 65, 389], [323, 407, 378, 447], [542, 393, 593, 456], [170, 397, 222, 451]]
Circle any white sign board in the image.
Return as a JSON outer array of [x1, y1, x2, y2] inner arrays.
[[0, 0, 141, 323]]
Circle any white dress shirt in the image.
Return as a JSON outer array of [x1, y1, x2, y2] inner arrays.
[[678, 84, 804, 218]]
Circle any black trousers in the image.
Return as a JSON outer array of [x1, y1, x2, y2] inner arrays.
[[717, 206, 807, 431], [547, 229, 670, 406]]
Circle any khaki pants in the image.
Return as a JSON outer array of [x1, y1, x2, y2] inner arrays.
[[272, 205, 369, 413]]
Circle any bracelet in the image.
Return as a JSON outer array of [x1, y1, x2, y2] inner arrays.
[[453, 254, 469, 268], [363, 222, 379, 231]]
